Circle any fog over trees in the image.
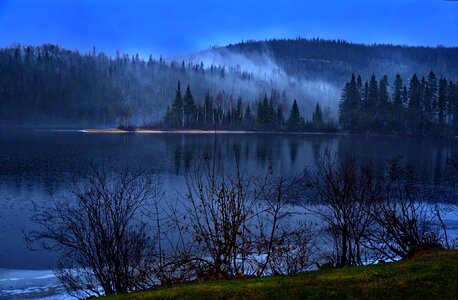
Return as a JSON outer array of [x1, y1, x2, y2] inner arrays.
[[1, 39, 457, 128]]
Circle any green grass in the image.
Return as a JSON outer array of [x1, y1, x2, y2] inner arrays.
[[108, 250, 457, 299]]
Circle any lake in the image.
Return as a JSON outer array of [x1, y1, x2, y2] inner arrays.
[[0, 131, 457, 298]]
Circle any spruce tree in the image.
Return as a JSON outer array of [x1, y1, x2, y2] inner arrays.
[[438, 77, 447, 131], [257, 94, 270, 128], [446, 80, 455, 131], [378, 75, 390, 132], [170, 81, 183, 128], [426, 71, 438, 126], [204, 91, 213, 127], [392, 74, 404, 131], [359, 81, 370, 132], [407, 74, 422, 135], [287, 99, 303, 131], [235, 97, 243, 126], [312, 102, 323, 127], [268, 98, 275, 127], [276, 105, 285, 129], [451, 81, 458, 134], [183, 84, 197, 127], [244, 105, 253, 127], [367, 74, 379, 131], [339, 81, 351, 130]]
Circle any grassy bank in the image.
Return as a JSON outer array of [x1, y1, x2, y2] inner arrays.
[[108, 250, 457, 299]]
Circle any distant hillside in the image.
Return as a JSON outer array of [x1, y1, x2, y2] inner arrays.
[[1, 39, 457, 127], [217, 38, 458, 83]]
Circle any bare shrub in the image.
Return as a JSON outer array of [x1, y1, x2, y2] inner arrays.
[[368, 157, 446, 260], [303, 150, 379, 267], [164, 154, 314, 280], [251, 175, 315, 275], [28, 166, 162, 298]]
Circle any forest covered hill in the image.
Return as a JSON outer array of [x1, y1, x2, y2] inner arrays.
[[1, 38, 457, 127], [218, 38, 458, 83]]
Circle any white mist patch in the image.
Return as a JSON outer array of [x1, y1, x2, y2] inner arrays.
[[188, 48, 286, 81], [184, 47, 341, 117]]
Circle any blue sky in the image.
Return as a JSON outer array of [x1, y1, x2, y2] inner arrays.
[[0, 0, 457, 57]]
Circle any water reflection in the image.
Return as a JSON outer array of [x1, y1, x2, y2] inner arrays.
[[0, 131, 457, 269]]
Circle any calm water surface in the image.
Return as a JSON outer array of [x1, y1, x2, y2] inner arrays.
[[0, 131, 457, 271]]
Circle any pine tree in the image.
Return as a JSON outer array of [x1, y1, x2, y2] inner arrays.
[[204, 91, 213, 127], [276, 105, 285, 129], [392, 74, 404, 131], [183, 84, 197, 127], [339, 81, 351, 130], [407, 74, 422, 135], [359, 81, 370, 132], [257, 94, 271, 128], [438, 77, 447, 131], [169, 81, 183, 128], [367, 74, 379, 131], [287, 99, 303, 131], [235, 97, 243, 126], [244, 104, 253, 127], [446, 80, 455, 131], [378, 75, 390, 132], [451, 81, 458, 135], [338, 74, 360, 131], [268, 98, 275, 127], [426, 71, 438, 127], [312, 102, 323, 127]]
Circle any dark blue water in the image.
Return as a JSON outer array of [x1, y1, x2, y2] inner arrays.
[[0, 131, 457, 270]]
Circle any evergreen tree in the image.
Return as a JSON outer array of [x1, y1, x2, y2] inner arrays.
[[446, 80, 455, 131], [425, 71, 438, 127], [312, 102, 323, 127], [244, 104, 253, 127], [257, 94, 271, 128], [338, 74, 360, 131], [268, 98, 275, 127], [339, 81, 351, 130], [235, 97, 243, 126], [276, 105, 285, 128], [451, 81, 458, 134], [378, 75, 390, 132], [287, 99, 303, 131], [366, 74, 379, 131], [392, 74, 404, 131], [438, 77, 447, 131], [183, 84, 197, 127], [359, 81, 370, 132], [407, 74, 422, 135], [204, 91, 213, 127], [169, 81, 184, 127]]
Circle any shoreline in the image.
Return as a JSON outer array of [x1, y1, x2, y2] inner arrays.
[[23, 128, 458, 139], [82, 129, 458, 139], [83, 128, 339, 135]]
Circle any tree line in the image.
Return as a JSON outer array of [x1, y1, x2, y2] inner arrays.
[[161, 82, 336, 132], [28, 151, 458, 297], [339, 72, 458, 135], [0, 44, 294, 126], [2, 42, 457, 128]]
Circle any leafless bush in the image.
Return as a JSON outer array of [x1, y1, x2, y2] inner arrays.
[[368, 157, 446, 260], [251, 175, 315, 275], [163, 153, 314, 280], [303, 150, 380, 267], [28, 165, 162, 298]]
